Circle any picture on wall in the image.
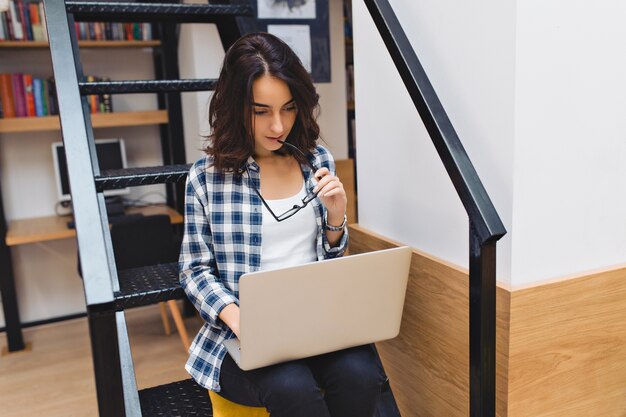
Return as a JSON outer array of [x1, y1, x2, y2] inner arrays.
[[267, 25, 312, 72], [257, 0, 316, 19], [236, 0, 329, 82]]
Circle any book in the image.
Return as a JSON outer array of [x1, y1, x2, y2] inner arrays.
[[16, 0, 31, 41], [5, 7, 15, 41], [41, 78, 49, 116], [87, 75, 97, 113], [33, 78, 44, 116], [38, 1, 47, 41], [23, 74, 36, 117], [8, 0, 23, 40], [47, 76, 58, 115], [29, 3, 44, 42], [133, 23, 141, 40], [102, 77, 113, 113], [0, 74, 16, 118], [20, 0, 33, 41], [11, 74, 26, 117], [0, 10, 6, 41]]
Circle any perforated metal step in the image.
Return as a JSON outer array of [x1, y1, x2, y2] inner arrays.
[[114, 262, 183, 310], [139, 379, 213, 417], [66, 2, 253, 23], [79, 79, 218, 95], [95, 164, 192, 191]]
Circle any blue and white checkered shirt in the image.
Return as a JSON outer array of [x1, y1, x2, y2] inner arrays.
[[179, 144, 348, 391]]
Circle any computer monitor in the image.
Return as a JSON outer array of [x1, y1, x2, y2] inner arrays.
[[52, 138, 130, 203]]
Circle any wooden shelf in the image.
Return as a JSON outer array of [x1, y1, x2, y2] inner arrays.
[[0, 40, 161, 49], [6, 204, 183, 246], [0, 110, 168, 133]]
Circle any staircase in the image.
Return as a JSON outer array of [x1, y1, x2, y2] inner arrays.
[[44, 0, 402, 415], [44, 1, 251, 415]]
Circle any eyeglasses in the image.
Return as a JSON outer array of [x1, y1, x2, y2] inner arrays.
[[247, 141, 319, 222]]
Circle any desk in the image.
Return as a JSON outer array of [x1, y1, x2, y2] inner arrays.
[[1, 205, 182, 353], [6, 205, 183, 247]]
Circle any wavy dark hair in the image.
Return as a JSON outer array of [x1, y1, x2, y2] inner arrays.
[[205, 32, 320, 174]]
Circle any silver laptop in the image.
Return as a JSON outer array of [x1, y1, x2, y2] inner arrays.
[[223, 246, 412, 370]]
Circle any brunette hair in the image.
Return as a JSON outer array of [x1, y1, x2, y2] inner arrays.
[[206, 32, 320, 174]]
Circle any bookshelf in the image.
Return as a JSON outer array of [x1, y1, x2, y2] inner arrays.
[[0, 110, 168, 133], [0, 40, 161, 48], [0, 13, 186, 351]]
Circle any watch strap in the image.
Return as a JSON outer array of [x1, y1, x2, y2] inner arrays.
[[324, 212, 347, 231]]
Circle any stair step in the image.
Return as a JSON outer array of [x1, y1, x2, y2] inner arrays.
[[80, 79, 218, 95], [66, 2, 253, 23], [95, 164, 191, 191], [115, 262, 184, 310], [139, 379, 213, 416], [115, 262, 185, 311]]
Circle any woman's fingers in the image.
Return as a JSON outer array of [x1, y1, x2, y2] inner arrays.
[[314, 167, 330, 181], [318, 178, 345, 198], [313, 171, 338, 193]]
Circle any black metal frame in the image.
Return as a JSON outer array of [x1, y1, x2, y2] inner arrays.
[[362, 1, 507, 416], [43, 0, 250, 415], [0, 178, 25, 352]]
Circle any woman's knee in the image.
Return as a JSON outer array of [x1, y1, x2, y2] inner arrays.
[[325, 346, 386, 392], [256, 363, 323, 406]]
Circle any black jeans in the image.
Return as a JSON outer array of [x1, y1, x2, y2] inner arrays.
[[218, 344, 387, 417]]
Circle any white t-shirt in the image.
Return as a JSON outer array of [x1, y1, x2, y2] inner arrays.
[[260, 181, 318, 271]]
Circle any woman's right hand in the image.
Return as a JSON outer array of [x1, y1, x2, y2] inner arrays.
[[218, 303, 241, 339]]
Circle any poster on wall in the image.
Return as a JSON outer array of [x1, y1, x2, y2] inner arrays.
[[234, 0, 330, 82], [257, 0, 316, 19], [267, 25, 312, 72]]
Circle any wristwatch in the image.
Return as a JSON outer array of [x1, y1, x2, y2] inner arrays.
[[324, 212, 347, 231]]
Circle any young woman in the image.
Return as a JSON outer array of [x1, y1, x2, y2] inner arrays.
[[179, 32, 386, 417]]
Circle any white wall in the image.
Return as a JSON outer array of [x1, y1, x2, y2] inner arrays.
[[511, 0, 626, 285], [352, 0, 516, 283], [353, 0, 626, 288], [180, 0, 348, 165]]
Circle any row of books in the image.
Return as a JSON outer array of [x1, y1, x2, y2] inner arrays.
[[0, 73, 113, 119], [0, 0, 47, 41], [0, 0, 153, 42], [73, 22, 153, 42]]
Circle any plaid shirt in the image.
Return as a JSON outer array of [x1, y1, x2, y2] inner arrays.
[[179, 144, 348, 391]]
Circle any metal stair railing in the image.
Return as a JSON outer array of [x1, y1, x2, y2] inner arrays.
[[362, 1, 508, 416], [44, 0, 253, 415]]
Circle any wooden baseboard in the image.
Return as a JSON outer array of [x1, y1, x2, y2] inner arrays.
[[348, 224, 626, 417]]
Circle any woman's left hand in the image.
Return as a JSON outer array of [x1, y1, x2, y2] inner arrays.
[[313, 168, 347, 219]]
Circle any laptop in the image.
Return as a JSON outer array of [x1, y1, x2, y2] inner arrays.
[[223, 246, 412, 370]]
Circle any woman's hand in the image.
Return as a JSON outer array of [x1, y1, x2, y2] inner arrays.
[[313, 167, 347, 223], [219, 303, 241, 339]]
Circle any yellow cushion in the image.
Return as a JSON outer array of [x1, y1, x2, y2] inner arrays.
[[208, 390, 270, 417]]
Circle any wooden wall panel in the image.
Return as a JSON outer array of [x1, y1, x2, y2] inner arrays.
[[349, 225, 626, 416], [348, 225, 510, 417], [335, 159, 357, 224], [508, 266, 626, 417]]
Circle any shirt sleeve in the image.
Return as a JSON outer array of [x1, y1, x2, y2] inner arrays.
[[317, 145, 349, 259], [179, 172, 238, 328]]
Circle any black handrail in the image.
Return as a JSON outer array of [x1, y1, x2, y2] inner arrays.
[[362, 1, 507, 416]]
